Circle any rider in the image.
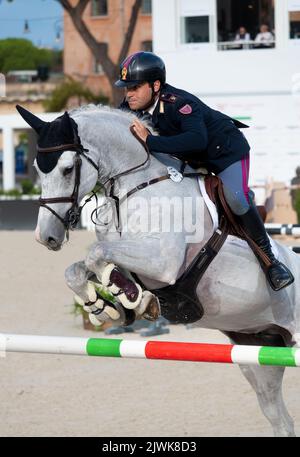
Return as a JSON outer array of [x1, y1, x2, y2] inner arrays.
[[115, 51, 294, 291]]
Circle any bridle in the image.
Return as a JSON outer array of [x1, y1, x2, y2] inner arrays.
[[36, 128, 151, 238], [37, 142, 99, 239]]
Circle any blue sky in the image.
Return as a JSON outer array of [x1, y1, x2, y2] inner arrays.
[[0, 0, 63, 49]]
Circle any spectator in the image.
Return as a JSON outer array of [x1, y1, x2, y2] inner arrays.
[[290, 166, 300, 212], [234, 26, 251, 42], [254, 24, 274, 47]]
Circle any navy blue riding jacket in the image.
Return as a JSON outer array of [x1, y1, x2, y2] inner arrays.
[[120, 83, 250, 174]]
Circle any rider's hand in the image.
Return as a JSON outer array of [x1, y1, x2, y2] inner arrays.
[[131, 119, 150, 143]]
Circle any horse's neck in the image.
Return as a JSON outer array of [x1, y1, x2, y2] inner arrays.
[[101, 131, 167, 195], [117, 156, 167, 194], [77, 109, 214, 247], [77, 111, 167, 191]]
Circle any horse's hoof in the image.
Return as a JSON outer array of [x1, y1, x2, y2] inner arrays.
[[142, 293, 161, 321]]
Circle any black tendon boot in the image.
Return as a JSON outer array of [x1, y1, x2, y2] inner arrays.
[[238, 204, 294, 291]]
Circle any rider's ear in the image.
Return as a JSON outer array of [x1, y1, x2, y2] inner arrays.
[[16, 105, 47, 134], [153, 80, 161, 94]]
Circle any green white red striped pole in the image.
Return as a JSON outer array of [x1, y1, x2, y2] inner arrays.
[[0, 334, 299, 367]]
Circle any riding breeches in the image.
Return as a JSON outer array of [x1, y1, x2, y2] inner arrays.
[[217, 156, 251, 216]]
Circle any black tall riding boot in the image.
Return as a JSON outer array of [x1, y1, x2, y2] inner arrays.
[[238, 204, 294, 291]]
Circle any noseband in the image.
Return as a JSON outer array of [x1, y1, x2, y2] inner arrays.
[[37, 142, 99, 237]]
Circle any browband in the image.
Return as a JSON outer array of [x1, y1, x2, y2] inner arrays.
[[37, 143, 80, 153]]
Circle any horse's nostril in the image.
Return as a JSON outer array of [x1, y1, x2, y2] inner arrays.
[[47, 237, 58, 246], [47, 237, 61, 251]]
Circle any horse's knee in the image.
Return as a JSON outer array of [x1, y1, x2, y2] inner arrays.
[[85, 244, 106, 272], [65, 261, 88, 289]]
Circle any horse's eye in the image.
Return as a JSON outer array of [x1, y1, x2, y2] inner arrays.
[[63, 166, 74, 177]]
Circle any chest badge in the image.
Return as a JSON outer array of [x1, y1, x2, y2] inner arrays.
[[179, 104, 192, 115], [167, 166, 183, 183]]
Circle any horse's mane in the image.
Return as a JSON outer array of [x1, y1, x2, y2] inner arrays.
[[69, 103, 156, 133]]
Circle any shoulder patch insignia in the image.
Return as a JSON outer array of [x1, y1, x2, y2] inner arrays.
[[160, 93, 178, 103], [179, 104, 192, 115]]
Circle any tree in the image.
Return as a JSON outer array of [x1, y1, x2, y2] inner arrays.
[[59, 0, 143, 106], [0, 38, 57, 73], [3, 0, 143, 105], [43, 76, 109, 112]]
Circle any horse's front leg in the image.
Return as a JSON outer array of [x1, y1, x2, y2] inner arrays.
[[85, 236, 185, 318], [86, 236, 184, 284], [64, 261, 132, 327]]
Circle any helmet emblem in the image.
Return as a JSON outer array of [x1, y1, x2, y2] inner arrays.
[[121, 67, 128, 80]]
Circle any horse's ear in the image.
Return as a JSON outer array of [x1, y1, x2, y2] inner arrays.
[[61, 111, 72, 128], [61, 111, 77, 140], [16, 105, 47, 134]]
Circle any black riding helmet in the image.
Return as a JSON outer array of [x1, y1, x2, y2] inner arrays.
[[115, 51, 166, 88]]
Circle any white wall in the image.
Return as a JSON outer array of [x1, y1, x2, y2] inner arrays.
[[152, 0, 300, 200], [153, 0, 300, 95], [202, 93, 300, 201]]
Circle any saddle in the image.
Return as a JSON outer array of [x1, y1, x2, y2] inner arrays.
[[148, 175, 272, 325]]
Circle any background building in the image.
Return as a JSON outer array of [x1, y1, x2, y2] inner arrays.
[[2, 0, 300, 222], [152, 0, 300, 208], [64, 0, 153, 98]]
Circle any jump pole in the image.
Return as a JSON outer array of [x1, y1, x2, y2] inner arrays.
[[0, 333, 300, 367], [265, 223, 300, 237]]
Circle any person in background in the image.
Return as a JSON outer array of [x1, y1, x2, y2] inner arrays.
[[254, 24, 274, 47], [234, 26, 251, 42], [290, 167, 300, 220]]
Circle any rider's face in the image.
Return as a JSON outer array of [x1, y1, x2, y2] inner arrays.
[[125, 81, 160, 110]]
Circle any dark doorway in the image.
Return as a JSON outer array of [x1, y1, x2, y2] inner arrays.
[[217, 0, 275, 41]]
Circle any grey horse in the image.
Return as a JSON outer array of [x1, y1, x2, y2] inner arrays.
[[17, 104, 300, 437]]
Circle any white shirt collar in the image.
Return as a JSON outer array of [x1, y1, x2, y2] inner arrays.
[[144, 97, 159, 115]]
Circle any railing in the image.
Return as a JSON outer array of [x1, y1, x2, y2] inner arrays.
[[217, 40, 276, 51]]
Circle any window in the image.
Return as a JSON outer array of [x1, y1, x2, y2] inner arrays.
[[181, 16, 209, 43], [141, 40, 153, 52], [217, 0, 275, 50], [142, 0, 152, 15], [91, 0, 108, 17], [289, 11, 300, 39], [179, 0, 214, 44]]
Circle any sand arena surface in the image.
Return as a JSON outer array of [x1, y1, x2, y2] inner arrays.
[[0, 230, 299, 437]]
